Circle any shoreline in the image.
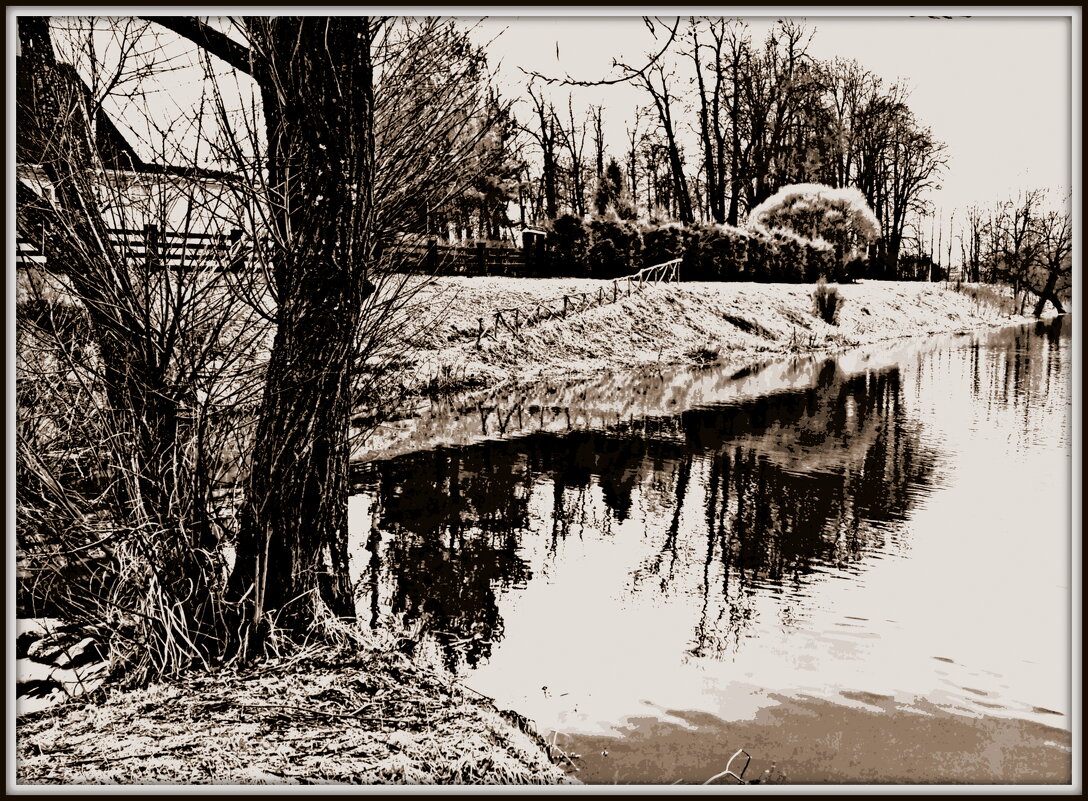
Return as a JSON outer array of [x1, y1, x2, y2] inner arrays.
[[400, 278, 1059, 400], [354, 278, 1061, 461]]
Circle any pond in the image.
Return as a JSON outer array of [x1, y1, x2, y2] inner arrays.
[[348, 317, 1073, 784]]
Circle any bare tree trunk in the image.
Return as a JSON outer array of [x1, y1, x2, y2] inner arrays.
[[1032, 270, 1065, 316], [225, 18, 375, 642]]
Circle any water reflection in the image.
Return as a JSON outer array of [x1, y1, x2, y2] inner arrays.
[[354, 355, 939, 668], [361, 448, 534, 669], [967, 316, 1070, 448], [349, 318, 1071, 782]]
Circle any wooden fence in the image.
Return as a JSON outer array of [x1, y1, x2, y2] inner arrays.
[[387, 239, 532, 277], [16, 224, 249, 272], [473, 258, 681, 344]]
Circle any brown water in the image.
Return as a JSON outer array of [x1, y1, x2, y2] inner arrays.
[[349, 317, 1073, 784]]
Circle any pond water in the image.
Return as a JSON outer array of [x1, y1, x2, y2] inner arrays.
[[348, 317, 1073, 784]]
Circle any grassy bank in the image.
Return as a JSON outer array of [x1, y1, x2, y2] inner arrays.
[[403, 277, 1055, 395], [15, 639, 569, 785]]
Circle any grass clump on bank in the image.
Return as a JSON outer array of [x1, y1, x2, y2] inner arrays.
[[812, 280, 843, 325]]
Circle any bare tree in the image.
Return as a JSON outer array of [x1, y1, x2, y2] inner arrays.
[[1029, 206, 1071, 316], [17, 16, 269, 673], [154, 15, 516, 649], [959, 204, 985, 282], [524, 82, 560, 221], [557, 94, 590, 216], [19, 14, 518, 668]]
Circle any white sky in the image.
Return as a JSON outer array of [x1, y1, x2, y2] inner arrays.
[[468, 11, 1076, 227]]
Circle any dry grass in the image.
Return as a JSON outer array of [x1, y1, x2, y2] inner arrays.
[[401, 278, 1043, 393], [16, 642, 568, 785]]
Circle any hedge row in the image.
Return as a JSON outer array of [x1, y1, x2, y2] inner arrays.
[[544, 213, 853, 283]]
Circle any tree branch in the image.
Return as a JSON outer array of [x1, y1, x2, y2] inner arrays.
[[518, 16, 679, 88], [143, 16, 253, 76]]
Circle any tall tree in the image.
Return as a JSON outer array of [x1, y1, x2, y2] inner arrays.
[[147, 17, 379, 642], [558, 94, 590, 216], [621, 54, 694, 223], [525, 83, 559, 221]]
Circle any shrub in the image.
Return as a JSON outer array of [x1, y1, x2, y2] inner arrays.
[[679, 223, 712, 281], [548, 213, 591, 277], [709, 225, 750, 280], [588, 215, 642, 279], [807, 239, 839, 282], [772, 231, 808, 282], [678, 223, 749, 281], [641, 222, 685, 267], [749, 183, 880, 277], [813, 279, 843, 325], [746, 235, 783, 282]]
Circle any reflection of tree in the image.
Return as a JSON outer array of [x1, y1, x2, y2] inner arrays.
[[370, 448, 533, 671], [631, 454, 694, 592], [638, 367, 938, 658], [522, 430, 653, 545], [357, 359, 941, 667], [967, 317, 1069, 451]]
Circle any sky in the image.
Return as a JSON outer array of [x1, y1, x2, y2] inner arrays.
[[468, 11, 1076, 232], [13, 8, 1077, 248]]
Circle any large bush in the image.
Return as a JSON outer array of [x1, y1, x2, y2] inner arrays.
[[745, 235, 783, 282], [772, 231, 808, 282], [674, 223, 750, 281], [641, 222, 686, 268], [749, 183, 880, 279], [806, 238, 839, 281]]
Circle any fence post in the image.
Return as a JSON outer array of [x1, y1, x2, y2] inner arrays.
[[598, 286, 603, 306], [627, 276, 632, 296], [229, 228, 244, 272], [512, 308, 519, 330], [143, 223, 161, 270], [562, 296, 569, 317], [522, 232, 534, 276], [428, 238, 438, 273], [476, 241, 487, 276], [613, 281, 618, 303]]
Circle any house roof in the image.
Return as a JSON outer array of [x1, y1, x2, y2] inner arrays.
[[16, 55, 236, 183]]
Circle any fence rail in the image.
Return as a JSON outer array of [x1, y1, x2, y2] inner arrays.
[[472, 258, 681, 344], [386, 240, 531, 277], [16, 225, 249, 272]]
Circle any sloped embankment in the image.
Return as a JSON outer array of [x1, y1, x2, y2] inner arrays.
[[15, 642, 569, 785], [407, 278, 1046, 391]]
